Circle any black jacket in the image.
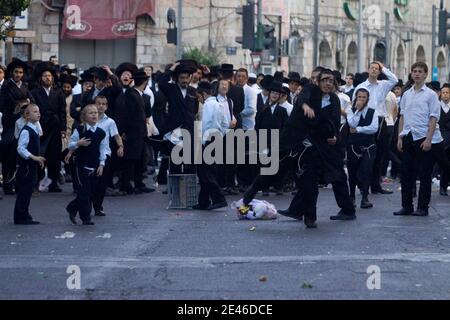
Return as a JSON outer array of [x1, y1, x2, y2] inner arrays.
[[31, 87, 67, 132], [228, 84, 245, 129], [81, 75, 122, 118]]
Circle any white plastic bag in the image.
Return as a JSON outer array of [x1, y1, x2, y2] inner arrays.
[[232, 199, 278, 221]]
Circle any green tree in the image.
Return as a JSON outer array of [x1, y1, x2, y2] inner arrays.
[[182, 46, 220, 67], [0, 0, 32, 41]]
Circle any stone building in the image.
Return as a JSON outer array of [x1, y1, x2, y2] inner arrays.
[[0, 0, 447, 82]]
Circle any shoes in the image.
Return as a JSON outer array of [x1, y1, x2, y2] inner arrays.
[[67, 207, 78, 225], [135, 186, 156, 194], [48, 186, 63, 193], [192, 204, 210, 211], [208, 201, 228, 210], [330, 210, 357, 221], [371, 188, 393, 195], [224, 187, 239, 196], [361, 198, 373, 209], [393, 208, 414, 216], [304, 220, 318, 229], [105, 188, 126, 197], [14, 220, 40, 225], [440, 187, 449, 196], [277, 209, 303, 221], [162, 189, 168, 195], [412, 209, 429, 217], [82, 221, 95, 226], [95, 210, 106, 217]]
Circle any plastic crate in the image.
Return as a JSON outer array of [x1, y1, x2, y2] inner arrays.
[[168, 174, 199, 209]]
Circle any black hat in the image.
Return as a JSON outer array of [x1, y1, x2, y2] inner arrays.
[[394, 80, 404, 88], [269, 81, 284, 94], [219, 64, 236, 73], [273, 71, 285, 83], [115, 62, 138, 78], [208, 65, 220, 78], [287, 71, 302, 84], [197, 81, 213, 92], [354, 73, 368, 87], [34, 61, 58, 81], [332, 70, 346, 86], [133, 69, 150, 82], [92, 67, 110, 81], [427, 81, 441, 92], [61, 64, 78, 75], [6, 58, 28, 78], [59, 74, 78, 88], [299, 77, 310, 87], [281, 86, 291, 96], [79, 68, 95, 84], [174, 59, 198, 75], [260, 75, 274, 91]]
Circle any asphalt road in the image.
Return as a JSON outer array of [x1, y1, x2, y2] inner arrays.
[[1, 179, 450, 300]]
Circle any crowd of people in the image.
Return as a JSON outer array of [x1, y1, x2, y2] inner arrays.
[[0, 56, 449, 228]]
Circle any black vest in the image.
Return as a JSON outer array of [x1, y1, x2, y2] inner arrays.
[[17, 125, 40, 166], [75, 125, 106, 168], [348, 108, 376, 147]]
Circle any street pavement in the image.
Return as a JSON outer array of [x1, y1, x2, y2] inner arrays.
[[1, 178, 450, 300]]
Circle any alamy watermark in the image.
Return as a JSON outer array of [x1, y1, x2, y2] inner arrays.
[[366, 265, 381, 290], [66, 265, 81, 290]]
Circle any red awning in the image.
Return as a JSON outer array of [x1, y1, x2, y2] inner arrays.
[[61, 0, 155, 40]]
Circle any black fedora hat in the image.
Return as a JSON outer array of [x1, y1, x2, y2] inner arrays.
[[197, 80, 213, 92], [115, 62, 138, 78], [61, 64, 78, 75], [299, 77, 310, 87], [208, 65, 220, 78], [427, 81, 441, 92], [59, 74, 78, 88], [133, 69, 150, 82], [269, 81, 284, 94], [332, 70, 346, 86], [287, 71, 302, 84], [219, 64, 236, 73], [273, 71, 285, 83], [34, 61, 58, 81], [92, 67, 110, 81], [174, 59, 199, 75], [79, 67, 95, 84], [281, 86, 291, 96], [6, 58, 28, 78], [260, 75, 274, 91]]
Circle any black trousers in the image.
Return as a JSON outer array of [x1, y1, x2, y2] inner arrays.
[[236, 132, 258, 187], [348, 144, 377, 199], [197, 162, 226, 208], [381, 126, 402, 178], [217, 136, 236, 188], [371, 117, 389, 190], [67, 166, 97, 222], [92, 156, 111, 212], [41, 131, 62, 188], [14, 163, 36, 222], [401, 134, 449, 210]]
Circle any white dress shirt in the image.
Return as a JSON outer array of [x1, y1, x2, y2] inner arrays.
[[385, 91, 398, 126], [338, 92, 352, 125], [15, 117, 43, 139], [347, 107, 380, 135], [143, 85, 155, 107], [241, 84, 257, 130], [69, 124, 108, 167], [441, 100, 450, 114], [341, 85, 354, 94], [202, 96, 228, 144], [279, 101, 293, 117], [17, 122, 40, 160], [353, 67, 398, 117], [97, 114, 119, 157], [217, 95, 232, 129], [400, 85, 443, 144]]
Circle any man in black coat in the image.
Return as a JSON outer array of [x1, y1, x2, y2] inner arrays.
[[0, 59, 35, 195], [115, 70, 154, 194], [158, 60, 199, 174], [81, 66, 122, 118]]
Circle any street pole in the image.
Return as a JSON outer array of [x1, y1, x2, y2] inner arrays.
[[258, 0, 263, 25], [177, 0, 183, 60], [313, 0, 319, 67], [385, 12, 391, 67], [357, 0, 364, 72], [432, 4, 437, 76]]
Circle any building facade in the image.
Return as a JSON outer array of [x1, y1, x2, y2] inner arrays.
[[0, 0, 447, 82]]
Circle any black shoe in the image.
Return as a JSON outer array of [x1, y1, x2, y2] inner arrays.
[[277, 209, 303, 221], [412, 209, 429, 217], [66, 207, 78, 225], [361, 198, 373, 209], [224, 187, 239, 196], [372, 188, 393, 195], [82, 221, 95, 226], [48, 186, 63, 193], [192, 204, 210, 211], [135, 186, 156, 194], [95, 210, 106, 217], [330, 212, 357, 221], [440, 187, 449, 196], [208, 201, 228, 210], [304, 220, 318, 229], [14, 220, 40, 225], [393, 208, 414, 216]]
